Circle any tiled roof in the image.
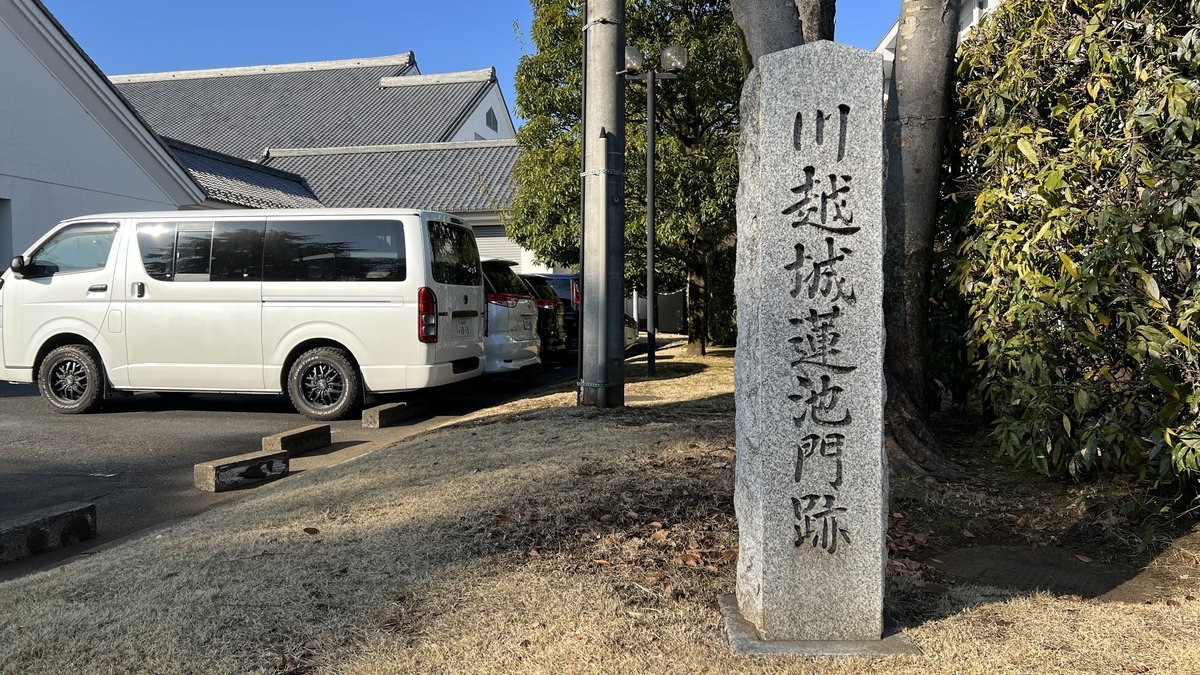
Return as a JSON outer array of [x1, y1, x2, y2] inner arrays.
[[260, 140, 517, 212], [111, 54, 495, 159], [164, 138, 324, 209]]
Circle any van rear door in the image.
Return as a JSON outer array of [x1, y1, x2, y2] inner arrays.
[[425, 218, 484, 367]]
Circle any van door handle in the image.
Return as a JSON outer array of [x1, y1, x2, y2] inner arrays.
[[88, 284, 108, 293], [131, 282, 145, 298]]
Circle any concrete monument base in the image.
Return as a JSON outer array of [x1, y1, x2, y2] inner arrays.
[[718, 595, 921, 657]]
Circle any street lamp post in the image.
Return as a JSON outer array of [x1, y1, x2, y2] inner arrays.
[[625, 44, 686, 377]]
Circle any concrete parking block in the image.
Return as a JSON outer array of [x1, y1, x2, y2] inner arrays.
[[0, 502, 97, 563], [362, 401, 427, 429], [194, 450, 288, 493], [262, 424, 331, 457]]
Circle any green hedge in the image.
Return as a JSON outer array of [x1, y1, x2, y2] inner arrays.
[[941, 0, 1200, 482]]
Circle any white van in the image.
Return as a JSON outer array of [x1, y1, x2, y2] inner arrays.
[[0, 209, 486, 420]]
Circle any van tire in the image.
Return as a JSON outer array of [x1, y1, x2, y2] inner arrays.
[[287, 347, 359, 421], [38, 345, 103, 414]]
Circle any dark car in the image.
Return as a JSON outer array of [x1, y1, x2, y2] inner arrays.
[[519, 274, 569, 362], [531, 273, 579, 350]]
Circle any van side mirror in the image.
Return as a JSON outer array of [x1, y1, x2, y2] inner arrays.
[[9, 256, 25, 276]]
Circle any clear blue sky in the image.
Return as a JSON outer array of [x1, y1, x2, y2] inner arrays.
[[42, 1, 900, 124]]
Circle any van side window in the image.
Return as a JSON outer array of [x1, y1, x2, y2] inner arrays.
[[136, 223, 177, 280], [138, 221, 265, 282], [211, 223, 265, 281], [174, 230, 213, 279], [264, 220, 406, 282], [25, 223, 118, 278]]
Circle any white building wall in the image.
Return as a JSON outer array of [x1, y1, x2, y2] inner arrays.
[[449, 85, 518, 142], [0, 10, 183, 259]]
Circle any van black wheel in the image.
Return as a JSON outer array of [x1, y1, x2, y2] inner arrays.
[[287, 347, 360, 421], [38, 345, 103, 414]]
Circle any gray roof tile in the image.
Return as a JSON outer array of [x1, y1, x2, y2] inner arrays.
[[114, 56, 493, 159], [260, 140, 517, 212], [165, 138, 324, 209]]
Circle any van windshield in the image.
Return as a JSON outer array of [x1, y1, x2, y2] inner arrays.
[[428, 221, 482, 286]]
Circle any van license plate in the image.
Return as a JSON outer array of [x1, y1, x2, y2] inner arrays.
[[455, 319, 471, 337]]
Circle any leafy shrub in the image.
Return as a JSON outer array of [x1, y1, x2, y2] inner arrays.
[[942, 0, 1200, 482]]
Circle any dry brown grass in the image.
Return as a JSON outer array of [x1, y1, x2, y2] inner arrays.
[[2, 343, 1199, 674]]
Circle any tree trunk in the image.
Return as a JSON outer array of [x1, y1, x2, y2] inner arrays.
[[795, 0, 834, 45], [732, 0, 834, 70], [882, 0, 967, 479], [686, 253, 708, 356]]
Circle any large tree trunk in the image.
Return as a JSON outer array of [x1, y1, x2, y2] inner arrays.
[[732, 0, 834, 70], [882, 0, 966, 479], [685, 253, 709, 356]]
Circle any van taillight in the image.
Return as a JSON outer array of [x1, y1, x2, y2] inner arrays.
[[572, 280, 580, 307], [418, 287, 438, 343]]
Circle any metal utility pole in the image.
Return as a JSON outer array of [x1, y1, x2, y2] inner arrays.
[[578, 0, 625, 407]]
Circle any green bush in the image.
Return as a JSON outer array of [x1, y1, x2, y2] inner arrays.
[[942, 0, 1200, 482]]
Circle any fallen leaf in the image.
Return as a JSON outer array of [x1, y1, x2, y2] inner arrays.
[[677, 554, 701, 567], [303, 527, 320, 535], [303, 639, 321, 650], [1186, 595, 1197, 602], [336, 567, 348, 575], [1062, 594, 1083, 602], [528, 549, 540, 558], [914, 533, 929, 544], [627, 511, 639, 519], [593, 559, 611, 566], [650, 530, 669, 540], [644, 572, 665, 584], [688, 538, 700, 550], [663, 582, 677, 599], [1167, 599, 1182, 608], [649, 521, 663, 530], [599, 514, 613, 523], [962, 530, 975, 538], [930, 558, 945, 564], [1033, 523, 1048, 531], [995, 619, 1013, 627], [497, 514, 512, 524], [1075, 554, 1093, 563]]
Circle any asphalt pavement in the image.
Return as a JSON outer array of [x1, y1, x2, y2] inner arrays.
[[0, 361, 577, 581]]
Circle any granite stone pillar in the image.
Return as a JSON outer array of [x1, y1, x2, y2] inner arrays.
[[734, 41, 887, 642]]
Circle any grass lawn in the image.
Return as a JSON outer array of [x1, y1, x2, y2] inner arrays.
[[1, 343, 1198, 674]]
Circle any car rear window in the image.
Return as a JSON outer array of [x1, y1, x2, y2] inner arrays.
[[543, 277, 575, 301], [522, 277, 559, 302], [429, 221, 482, 286], [483, 261, 530, 295]]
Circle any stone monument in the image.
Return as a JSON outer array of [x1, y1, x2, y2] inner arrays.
[[732, 41, 887, 644]]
